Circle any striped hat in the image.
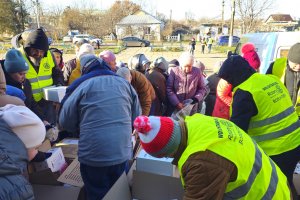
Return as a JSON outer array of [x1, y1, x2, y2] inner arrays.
[[134, 116, 181, 158]]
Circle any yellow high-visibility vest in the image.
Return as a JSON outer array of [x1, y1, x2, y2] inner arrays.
[[19, 48, 55, 102], [178, 114, 291, 199], [232, 73, 300, 155]]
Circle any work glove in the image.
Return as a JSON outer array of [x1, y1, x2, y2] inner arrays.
[[45, 124, 59, 142]]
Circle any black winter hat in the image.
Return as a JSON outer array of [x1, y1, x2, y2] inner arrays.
[[288, 43, 300, 64], [23, 28, 49, 57]]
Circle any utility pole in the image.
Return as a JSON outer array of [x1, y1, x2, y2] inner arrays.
[[35, 0, 40, 28], [228, 0, 235, 47], [221, 0, 225, 34]]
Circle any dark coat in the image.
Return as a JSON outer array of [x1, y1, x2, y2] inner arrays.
[[1, 60, 46, 121], [205, 73, 221, 115]]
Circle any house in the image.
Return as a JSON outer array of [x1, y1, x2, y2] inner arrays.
[[265, 14, 298, 31], [116, 10, 164, 41]]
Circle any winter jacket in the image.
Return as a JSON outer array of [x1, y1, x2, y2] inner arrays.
[[212, 79, 232, 119], [130, 70, 155, 116], [145, 68, 167, 116], [0, 119, 34, 200], [167, 66, 208, 107], [1, 60, 45, 120], [59, 70, 141, 167], [23, 29, 64, 87], [205, 73, 221, 116], [63, 58, 78, 85]]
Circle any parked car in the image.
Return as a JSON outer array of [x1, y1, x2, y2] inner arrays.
[[63, 35, 73, 42], [217, 35, 240, 46], [121, 36, 150, 47], [73, 34, 103, 48]]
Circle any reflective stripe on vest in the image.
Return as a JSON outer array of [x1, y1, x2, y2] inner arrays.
[[178, 114, 290, 199], [224, 143, 278, 199], [19, 48, 55, 102], [233, 73, 300, 156]]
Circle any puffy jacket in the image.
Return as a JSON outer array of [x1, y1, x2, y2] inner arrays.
[[130, 70, 155, 116], [167, 66, 208, 107], [0, 119, 34, 200]]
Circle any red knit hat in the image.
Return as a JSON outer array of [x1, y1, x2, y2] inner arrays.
[[134, 116, 181, 157], [241, 43, 261, 70]]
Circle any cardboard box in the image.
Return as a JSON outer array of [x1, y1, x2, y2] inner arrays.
[[43, 86, 67, 103], [32, 184, 85, 200], [29, 168, 61, 186], [58, 158, 84, 188], [103, 170, 184, 200], [136, 149, 176, 177], [37, 139, 51, 152], [33, 147, 67, 173], [54, 138, 78, 159]]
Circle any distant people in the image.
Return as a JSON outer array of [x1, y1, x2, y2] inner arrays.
[[67, 43, 95, 85], [16, 28, 64, 124], [207, 37, 214, 53], [145, 57, 169, 116], [0, 104, 46, 199], [63, 38, 89, 84], [128, 54, 151, 74], [205, 61, 222, 116], [200, 37, 206, 54], [59, 54, 141, 199], [99, 50, 117, 72], [167, 52, 208, 115], [219, 55, 300, 197], [189, 37, 196, 55], [266, 42, 300, 117], [133, 115, 292, 199]]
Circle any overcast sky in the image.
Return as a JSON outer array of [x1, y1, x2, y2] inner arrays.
[[42, 0, 300, 20]]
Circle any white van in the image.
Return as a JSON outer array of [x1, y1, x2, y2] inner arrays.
[[235, 32, 300, 73]]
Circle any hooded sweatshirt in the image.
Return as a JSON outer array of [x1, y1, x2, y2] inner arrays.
[[24, 28, 49, 57], [218, 55, 258, 131]]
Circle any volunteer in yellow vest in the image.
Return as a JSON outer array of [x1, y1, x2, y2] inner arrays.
[[17, 28, 64, 124], [266, 42, 300, 117], [133, 115, 291, 199], [62, 38, 90, 85], [218, 55, 300, 198]]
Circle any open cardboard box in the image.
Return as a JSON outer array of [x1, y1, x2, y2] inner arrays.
[[103, 161, 184, 200], [32, 184, 85, 200]]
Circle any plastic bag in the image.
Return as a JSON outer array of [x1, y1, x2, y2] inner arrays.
[[171, 99, 196, 121]]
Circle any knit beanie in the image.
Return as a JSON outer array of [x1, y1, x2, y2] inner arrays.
[[288, 43, 300, 64], [241, 43, 260, 70], [77, 43, 95, 59], [116, 67, 132, 82], [99, 50, 116, 63], [23, 28, 49, 56], [133, 116, 182, 158], [0, 104, 46, 148], [4, 49, 29, 73]]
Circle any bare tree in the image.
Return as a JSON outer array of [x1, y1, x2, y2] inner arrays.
[[236, 0, 273, 33]]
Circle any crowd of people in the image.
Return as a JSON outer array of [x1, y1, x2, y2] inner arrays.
[[0, 27, 300, 200]]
